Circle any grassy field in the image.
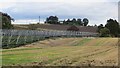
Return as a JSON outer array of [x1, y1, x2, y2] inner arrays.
[[2, 38, 118, 66]]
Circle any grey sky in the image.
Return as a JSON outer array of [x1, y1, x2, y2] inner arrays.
[[0, 0, 119, 25]]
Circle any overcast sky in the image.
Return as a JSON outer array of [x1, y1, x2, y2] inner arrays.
[[0, 0, 119, 25]]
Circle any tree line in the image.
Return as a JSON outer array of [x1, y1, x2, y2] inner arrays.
[[2, 13, 120, 37], [98, 19, 120, 37], [45, 16, 89, 26], [1, 12, 14, 29]]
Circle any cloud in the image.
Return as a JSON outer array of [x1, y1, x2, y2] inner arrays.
[[12, 19, 44, 24], [0, 1, 118, 25], [0, 0, 119, 2]]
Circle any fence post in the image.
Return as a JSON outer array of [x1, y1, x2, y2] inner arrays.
[[24, 30, 27, 44], [30, 30, 33, 42], [16, 31, 21, 46], [16, 36, 20, 45], [0, 29, 2, 49], [8, 33, 12, 46]]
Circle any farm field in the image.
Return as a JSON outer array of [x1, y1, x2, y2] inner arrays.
[[2, 38, 118, 66]]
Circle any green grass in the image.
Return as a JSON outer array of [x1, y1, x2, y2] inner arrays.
[[2, 46, 66, 65], [2, 38, 118, 66], [73, 38, 92, 46], [2, 48, 42, 52]]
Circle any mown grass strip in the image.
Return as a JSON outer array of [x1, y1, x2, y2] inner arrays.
[[73, 38, 92, 46], [94, 38, 107, 46], [2, 47, 42, 52]]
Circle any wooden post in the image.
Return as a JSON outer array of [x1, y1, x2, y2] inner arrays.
[[0, 29, 2, 49], [24, 31, 27, 44], [16, 31, 21, 46], [8, 33, 12, 46], [16, 35, 20, 45]]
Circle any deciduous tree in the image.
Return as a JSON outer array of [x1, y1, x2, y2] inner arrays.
[[2, 12, 14, 29], [100, 28, 110, 37], [105, 19, 119, 37], [45, 16, 60, 24], [83, 18, 89, 26]]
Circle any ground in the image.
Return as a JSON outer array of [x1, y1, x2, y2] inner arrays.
[[2, 37, 118, 66]]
